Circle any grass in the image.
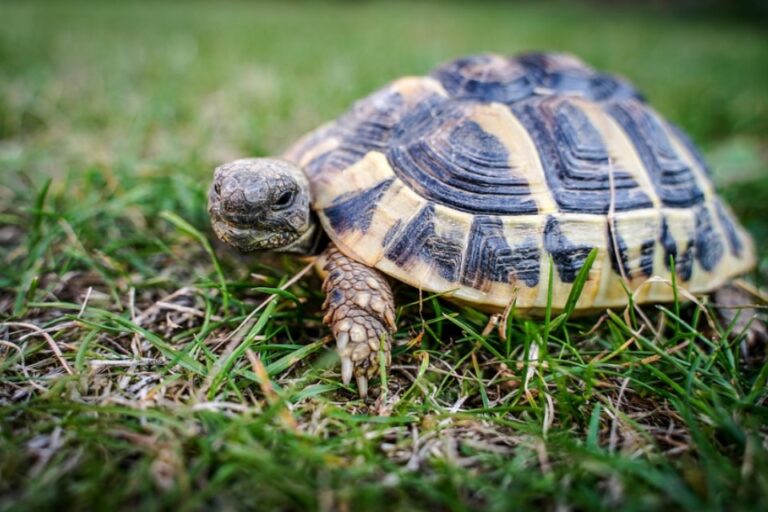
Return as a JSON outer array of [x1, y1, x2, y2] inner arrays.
[[1, 1, 768, 510]]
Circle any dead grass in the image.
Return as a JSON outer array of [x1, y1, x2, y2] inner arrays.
[[2, 1, 768, 510]]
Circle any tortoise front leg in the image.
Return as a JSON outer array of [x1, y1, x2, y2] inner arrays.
[[321, 246, 396, 398]]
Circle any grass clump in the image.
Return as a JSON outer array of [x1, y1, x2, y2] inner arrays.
[[2, 1, 768, 510]]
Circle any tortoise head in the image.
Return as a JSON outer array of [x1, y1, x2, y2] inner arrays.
[[208, 158, 322, 254]]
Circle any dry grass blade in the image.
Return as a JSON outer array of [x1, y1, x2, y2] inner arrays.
[[1, 2, 767, 509], [0, 339, 49, 392], [622, 340, 691, 368], [246, 349, 300, 433], [2, 322, 74, 375], [214, 258, 315, 350]]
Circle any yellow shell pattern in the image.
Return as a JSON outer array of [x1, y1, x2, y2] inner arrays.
[[284, 53, 755, 313]]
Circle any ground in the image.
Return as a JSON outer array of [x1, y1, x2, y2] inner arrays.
[[1, 1, 768, 510]]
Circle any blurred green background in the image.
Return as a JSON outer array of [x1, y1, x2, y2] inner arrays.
[[2, 1, 768, 510], [2, 0, 768, 251]]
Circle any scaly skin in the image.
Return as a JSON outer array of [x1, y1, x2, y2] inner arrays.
[[208, 158, 321, 254], [321, 246, 396, 398]]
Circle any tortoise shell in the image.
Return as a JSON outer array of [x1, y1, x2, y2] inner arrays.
[[285, 52, 755, 312]]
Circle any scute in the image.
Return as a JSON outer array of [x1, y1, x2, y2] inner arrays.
[[714, 199, 744, 257], [324, 178, 394, 234], [431, 54, 533, 103], [543, 215, 595, 283], [430, 52, 642, 104], [384, 203, 465, 283], [284, 52, 756, 312], [511, 97, 654, 213], [386, 100, 540, 215], [607, 100, 705, 208], [693, 204, 724, 272], [462, 215, 541, 289]]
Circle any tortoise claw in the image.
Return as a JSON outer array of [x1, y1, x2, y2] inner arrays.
[[336, 331, 349, 351], [321, 245, 396, 398], [341, 356, 353, 385], [356, 375, 369, 399]]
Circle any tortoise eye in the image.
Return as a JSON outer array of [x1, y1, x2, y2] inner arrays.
[[213, 183, 221, 195], [273, 190, 295, 209]]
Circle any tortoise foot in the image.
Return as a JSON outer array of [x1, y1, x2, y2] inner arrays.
[[321, 246, 396, 398]]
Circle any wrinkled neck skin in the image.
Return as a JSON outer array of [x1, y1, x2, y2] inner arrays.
[[277, 212, 327, 255]]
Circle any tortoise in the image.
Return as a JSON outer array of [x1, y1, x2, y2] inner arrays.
[[208, 52, 758, 397]]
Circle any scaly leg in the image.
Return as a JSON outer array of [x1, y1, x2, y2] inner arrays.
[[321, 246, 396, 397]]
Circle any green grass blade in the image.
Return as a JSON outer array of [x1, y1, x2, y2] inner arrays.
[[160, 210, 229, 310]]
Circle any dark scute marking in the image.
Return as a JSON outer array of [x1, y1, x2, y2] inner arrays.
[[302, 52, 647, 191], [607, 220, 630, 277], [543, 216, 593, 283], [390, 93, 448, 141], [608, 101, 705, 208], [518, 53, 591, 97], [431, 54, 534, 104], [668, 123, 713, 177], [387, 104, 539, 215], [385, 203, 463, 282], [694, 205, 724, 272], [512, 99, 652, 213], [304, 88, 412, 178], [462, 216, 540, 289], [557, 101, 607, 161], [431, 52, 642, 105], [639, 240, 655, 277], [323, 179, 394, 233], [659, 216, 678, 270], [714, 200, 743, 257], [589, 74, 645, 102], [449, 121, 507, 159], [507, 243, 541, 287], [382, 218, 403, 248], [516, 52, 643, 103], [608, 220, 656, 279], [651, 216, 694, 281], [660, 216, 693, 282], [677, 241, 694, 282]]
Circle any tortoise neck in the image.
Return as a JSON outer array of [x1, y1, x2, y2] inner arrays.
[[276, 212, 326, 255]]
